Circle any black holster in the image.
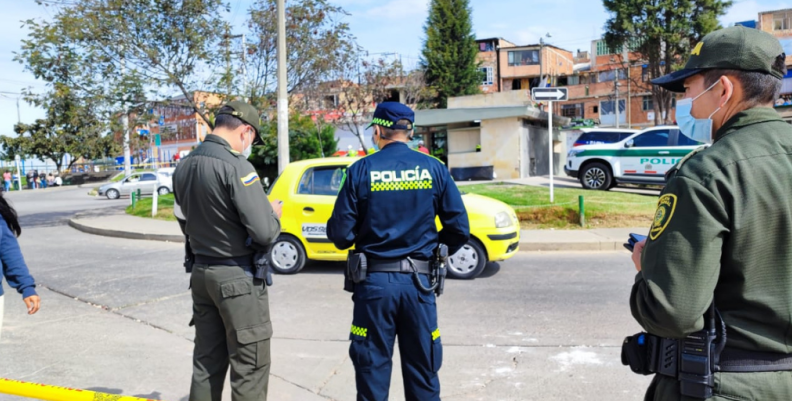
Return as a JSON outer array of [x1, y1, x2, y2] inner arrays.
[[345, 251, 367, 292], [178, 219, 194, 273], [621, 304, 724, 399], [252, 250, 273, 286]]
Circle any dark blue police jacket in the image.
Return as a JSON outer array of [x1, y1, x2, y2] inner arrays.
[[327, 142, 470, 260]]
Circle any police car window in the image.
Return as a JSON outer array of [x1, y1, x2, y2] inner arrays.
[[676, 131, 703, 146], [633, 130, 671, 147], [140, 173, 157, 181], [298, 167, 344, 196]]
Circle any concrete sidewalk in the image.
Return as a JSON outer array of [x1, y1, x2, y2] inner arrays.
[[68, 208, 647, 251]]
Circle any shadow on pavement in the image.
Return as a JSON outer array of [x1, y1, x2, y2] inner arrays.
[[476, 262, 502, 279], [297, 261, 345, 275], [85, 387, 164, 400], [20, 206, 126, 229]]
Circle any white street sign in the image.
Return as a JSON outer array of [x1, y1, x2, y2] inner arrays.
[[531, 87, 569, 102]]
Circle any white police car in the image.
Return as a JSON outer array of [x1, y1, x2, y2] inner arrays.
[[564, 126, 704, 190]]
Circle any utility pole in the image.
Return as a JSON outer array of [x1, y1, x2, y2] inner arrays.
[[121, 47, 131, 178], [242, 33, 248, 101], [539, 37, 543, 87], [615, 80, 621, 129], [277, 0, 289, 173]]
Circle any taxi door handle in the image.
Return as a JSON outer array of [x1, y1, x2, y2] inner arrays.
[[658, 151, 670, 155], [303, 207, 315, 212]]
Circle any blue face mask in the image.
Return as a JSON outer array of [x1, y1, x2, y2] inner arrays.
[[675, 80, 731, 145], [371, 133, 379, 151]]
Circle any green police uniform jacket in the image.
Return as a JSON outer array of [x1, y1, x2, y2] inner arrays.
[[632, 107, 792, 400], [173, 134, 280, 258]]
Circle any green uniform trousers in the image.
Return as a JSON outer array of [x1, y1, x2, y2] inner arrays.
[[189, 263, 272, 401], [646, 372, 792, 401]]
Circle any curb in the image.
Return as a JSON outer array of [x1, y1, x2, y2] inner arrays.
[[68, 216, 623, 251], [68, 218, 184, 243]]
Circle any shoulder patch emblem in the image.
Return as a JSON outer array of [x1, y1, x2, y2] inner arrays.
[[241, 172, 260, 186], [650, 194, 677, 240]]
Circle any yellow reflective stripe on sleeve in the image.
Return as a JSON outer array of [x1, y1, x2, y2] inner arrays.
[[351, 324, 368, 338], [371, 180, 433, 192], [432, 328, 440, 341]]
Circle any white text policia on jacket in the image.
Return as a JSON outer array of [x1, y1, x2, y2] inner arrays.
[[370, 167, 433, 192]]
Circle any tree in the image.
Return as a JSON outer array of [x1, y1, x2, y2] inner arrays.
[[248, 113, 339, 182], [319, 57, 416, 151], [242, 0, 358, 111], [603, 0, 731, 125], [2, 11, 141, 172], [51, 0, 228, 127], [420, 0, 481, 108]]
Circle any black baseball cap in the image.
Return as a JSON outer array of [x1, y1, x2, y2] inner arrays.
[[367, 102, 415, 130], [652, 26, 786, 93]]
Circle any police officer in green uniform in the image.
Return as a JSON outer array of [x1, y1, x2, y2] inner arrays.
[[629, 26, 792, 400], [173, 101, 282, 401]]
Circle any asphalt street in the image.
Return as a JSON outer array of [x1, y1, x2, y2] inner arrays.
[[0, 187, 652, 400]]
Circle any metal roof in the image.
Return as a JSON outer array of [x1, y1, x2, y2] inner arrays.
[[415, 106, 571, 127]]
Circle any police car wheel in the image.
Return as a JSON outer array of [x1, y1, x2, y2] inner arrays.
[[157, 186, 170, 196], [447, 240, 487, 280], [106, 189, 120, 200], [268, 235, 306, 274], [580, 162, 612, 191]]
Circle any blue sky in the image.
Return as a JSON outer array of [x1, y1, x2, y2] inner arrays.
[[0, 0, 788, 136]]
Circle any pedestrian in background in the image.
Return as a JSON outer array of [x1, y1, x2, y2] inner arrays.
[[3, 171, 10, 192], [0, 191, 40, 341]]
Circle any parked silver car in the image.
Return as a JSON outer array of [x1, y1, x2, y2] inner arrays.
[[98, 170, 173, 200]]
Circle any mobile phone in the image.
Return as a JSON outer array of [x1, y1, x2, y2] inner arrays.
[[629, 233, 647, 243], [624, 233, 648, 252], [278, 200, 283, 205]]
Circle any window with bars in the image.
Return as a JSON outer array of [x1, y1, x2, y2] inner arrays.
[[480, 67, 494, 85], [774, 12, 791, 30], [643, 96, 653, 111], [508, 50, 540, 66]]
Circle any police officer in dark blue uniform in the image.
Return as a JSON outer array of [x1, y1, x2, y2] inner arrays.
[[327, 102, 470, 401]]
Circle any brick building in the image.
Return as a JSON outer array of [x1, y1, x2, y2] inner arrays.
[[757, 8, 792, 123]]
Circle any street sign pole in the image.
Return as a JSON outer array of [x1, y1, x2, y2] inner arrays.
[[548, 101, 554, 203], [531, 87, 567, 203], [14, 155, 21, 192]]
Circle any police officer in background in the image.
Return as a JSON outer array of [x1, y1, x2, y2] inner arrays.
[[173, 101, 282, 401], [630, 26, 792, 399], [327, 102, 470, 400]]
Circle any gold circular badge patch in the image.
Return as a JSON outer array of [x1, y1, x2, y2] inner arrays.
[[650, 194, 677, 240]]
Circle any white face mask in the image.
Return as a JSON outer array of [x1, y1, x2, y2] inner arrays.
[[242, 129, 254, 158]]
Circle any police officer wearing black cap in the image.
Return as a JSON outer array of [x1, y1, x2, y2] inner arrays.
[[327, 102, 470, 400], [624, 26, 792, 400], [173, 100, 282, 401]]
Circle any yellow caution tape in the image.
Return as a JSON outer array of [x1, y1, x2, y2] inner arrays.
[[0, 378, 165, 401]]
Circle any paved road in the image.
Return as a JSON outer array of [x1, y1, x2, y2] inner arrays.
[[0, 187, 652, 400]]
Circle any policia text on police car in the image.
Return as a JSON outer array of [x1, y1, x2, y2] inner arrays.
[[327, 102, 470, 401], [620, 27, 792, 400], [173, 101, 283, 401]]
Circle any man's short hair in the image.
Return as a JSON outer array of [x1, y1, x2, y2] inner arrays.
[[214, 106, 245, 132], [702, 54, 787, 106], [381, 119, 413, 139]]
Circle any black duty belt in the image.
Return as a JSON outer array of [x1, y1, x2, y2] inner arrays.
[[367, 258, 431, 274], [194, 255, 254, 267], [718, 347, 792, 372]]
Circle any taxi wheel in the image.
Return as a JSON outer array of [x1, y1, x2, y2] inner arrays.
[[580, 162, 612, 191], [447, 240, 487, 280], [268, 235, 306, 274]]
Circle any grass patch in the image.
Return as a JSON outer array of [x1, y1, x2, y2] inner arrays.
[[125, 193, 177, 221], [463, 183, 658, 229]]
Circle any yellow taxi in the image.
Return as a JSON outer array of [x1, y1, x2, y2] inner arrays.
[[266, 157, 520, 279]]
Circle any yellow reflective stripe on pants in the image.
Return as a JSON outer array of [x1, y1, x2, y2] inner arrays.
[[351, 324, 368, 338]]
